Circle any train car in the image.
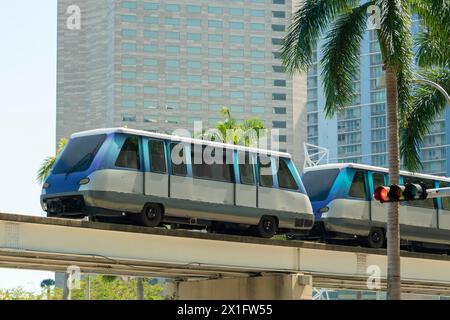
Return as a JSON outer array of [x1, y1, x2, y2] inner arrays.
[[302, 163, 450, 248], [41, 128, 313, 238]]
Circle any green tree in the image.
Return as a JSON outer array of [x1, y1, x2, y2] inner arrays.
[[400, 1, 450, 170], [0, 288, 44, 300], [67, 276, 163, 300], [202, 107, 267, 147], [37, 138, 68, 184], [40, 279, 55, 300], [282, 0, 447, 300]]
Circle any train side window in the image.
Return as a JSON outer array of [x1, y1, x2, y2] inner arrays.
[[170, 143, 187, 176], [372, 172, 386, 192], [192, 145, 234, 182], [402, 177, 436, 209], [238, 152, 255, 185], [439, 182, 450, 210], [277, 158, 298, 190], [258, 155, 273, 188], [115, 136, 140, 170], [149, 140, 166, 173], [348, 171, 367, 199]]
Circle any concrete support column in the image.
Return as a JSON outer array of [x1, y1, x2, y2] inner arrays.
[[176, 274, 312, 300]]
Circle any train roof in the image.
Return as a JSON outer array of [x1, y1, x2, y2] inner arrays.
[[302, 163, 450, 182], [71, 127, 292, 159]]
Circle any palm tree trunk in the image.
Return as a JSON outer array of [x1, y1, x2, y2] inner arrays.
[[136, 277, 144, 300], [385, 64, 401, 300]]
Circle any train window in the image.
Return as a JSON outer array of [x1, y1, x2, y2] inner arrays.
[[348, 171, 367, 199], [192, 145, 234, 182], [277, 158, 298, 190], [238, 152, 255, 185], [403, 177, 436, 209], [149, 140, 166, 173], [258, 155, 273, 187], [170, 143, 187, 176], [372, 172, 386, 191], [115, 136, 140, 170], [302, 169, 340, 201], [53, 134, 106, 174], [439, 182, 450, 210]]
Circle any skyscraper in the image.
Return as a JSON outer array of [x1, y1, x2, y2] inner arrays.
[[306, 16, 449, 176], [57, 0, 308, 166]]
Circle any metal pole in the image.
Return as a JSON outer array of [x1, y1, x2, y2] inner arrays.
[[85, 274, 90, 300], [425, 187, 450, 199], [413, 78, 450, 106]]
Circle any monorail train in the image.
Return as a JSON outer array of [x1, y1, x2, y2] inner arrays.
[[41, 128, 314, 238], [302, 163, 450, 249]]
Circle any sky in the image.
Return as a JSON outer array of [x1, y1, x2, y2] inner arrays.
[[0, 0, 57, 292]]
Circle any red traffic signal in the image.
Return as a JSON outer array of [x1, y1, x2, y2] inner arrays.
[[374, 186, 390, 202]]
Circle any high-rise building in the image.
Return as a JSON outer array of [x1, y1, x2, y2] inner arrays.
[[306, 16, 449, 176], [57, 0, 308, 166]]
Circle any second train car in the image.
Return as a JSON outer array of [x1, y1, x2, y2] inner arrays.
[[302, 163, 450, 249]]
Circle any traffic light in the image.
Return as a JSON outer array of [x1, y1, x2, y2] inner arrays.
[[374, 183, 427, 203], [403, 183, 427, 200]]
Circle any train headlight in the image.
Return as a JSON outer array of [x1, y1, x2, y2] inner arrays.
[[79, 178, 90, 186], [43, 182, 50, 189], [318, 207, 329, 214]]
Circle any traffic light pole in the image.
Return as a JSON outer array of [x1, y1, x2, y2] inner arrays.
[[422, 186, 450, 199]]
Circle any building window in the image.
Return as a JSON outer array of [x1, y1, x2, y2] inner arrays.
[[208, 48, 223, 56], [208, 6, 223, 14], [122, 71, 136, 80], [251, 51, 265, 58], [272, 38, 283, 45], [144, 44, 158, 52], [209, 62, 222, 70], [231, 91, 244, 99], [230, 35, 245, 44], [209, 76, 223, 84], [122, 29, 137, 37], [229, 22, 244, 29], [208, 34, 223, 42], [166, 32, 180, 40], [144, 16, 158, 24], [166, 4, 180, 12], [144, 31, 158, 39], [122, 114, 137, 122], [251, 64, 265, 72], [208, 20, 223, 28], [122, 1, 137, 9], [187, 47, 202, 55], [230, 49, 244, 57], [187, 5, 201, 13], [251, 23, 265, 31], [273, 66, 284, 73], [252, 78, 265, 86], [272, 25, 285, 32], [273, 121, 287, 128], [251, 10, 265, 17], [230, 63, 244, 71], [272, 11, 286, 18], [122, 57, 137, 65], [272, 94, 287, 101], [144, 87, 158, 95], [121, 15, 137, 23], [273, 107, 287, 114], [273, 0, 285, 4], [188, 33, 201, 40], [251, 37, 265, 44], [230, 8, 244, 16], [252, 92, 265, 100], [144, 3, 159, 10], [144, 73, 158, 81], [122, 100, 136, 108], [231, 77, 244, 85], [274, 80, 286, 87], [188, 89, 202, 97], [165, 17, 180, 25], [187, 19, 201, 27]]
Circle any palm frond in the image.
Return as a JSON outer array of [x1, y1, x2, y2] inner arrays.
[[377, 0, 414, 70], [281, 0, 351, 73], [400, 68, 450, 171], [36, 138, 68, 185], [321, 2, 373, 118], [415, 30, 450, 68]]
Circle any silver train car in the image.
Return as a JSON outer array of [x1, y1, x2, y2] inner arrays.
[[302, 163, 450, 249], [41, 128, 314, 238]]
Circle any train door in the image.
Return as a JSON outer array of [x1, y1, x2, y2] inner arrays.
[[256, 155, 277, 210], [168, 142, 192, 201], [370, 171, 387, 223], [401, 177, 438, 229], [345, 170, 371, 221], [235, 151, 257, 207], [144, 139, 169, 198], [438, 182, 450, 231]]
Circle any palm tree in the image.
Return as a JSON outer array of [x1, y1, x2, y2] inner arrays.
[[282, 0, 446, 300], [203, 107, 267, 147], [40, 279, 55, 300], [37, 138, 68, 184], [400, 1, 450, 170]]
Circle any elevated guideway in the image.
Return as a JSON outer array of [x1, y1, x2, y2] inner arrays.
[[0, 213, 450, 297]]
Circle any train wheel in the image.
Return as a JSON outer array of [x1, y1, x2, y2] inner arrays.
[[363, 228, 385, 249], [256, 216, 278, 238], [137, 204, 164, 228]]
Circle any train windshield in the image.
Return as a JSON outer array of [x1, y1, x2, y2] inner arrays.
[[302, 169, 340, 201], [52, 134, 107, 174]]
